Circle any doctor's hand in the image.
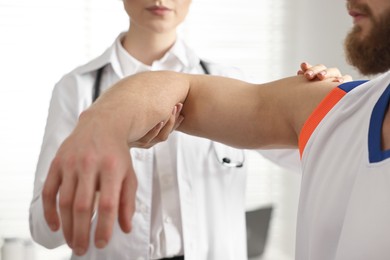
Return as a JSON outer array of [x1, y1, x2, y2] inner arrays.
[[42, 105, 181, 256], [129, 103, 183, 149], [297, 62, 353, 83]]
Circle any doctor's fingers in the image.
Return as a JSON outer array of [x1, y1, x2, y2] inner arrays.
[[129, 103, 183, 148], [129, 121, 165, 148], [334, 74, 353, 83], [149, 103, 184, 144], [298, 63, 328, 79], [42, 158, 62, 232], [298, 62, 345, 81], [297, 62, 315, 76]]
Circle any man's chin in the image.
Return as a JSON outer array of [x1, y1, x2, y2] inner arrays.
[[345, 9, 390, 75]]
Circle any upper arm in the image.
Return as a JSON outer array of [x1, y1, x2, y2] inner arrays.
[[177, 75, 337, 149]]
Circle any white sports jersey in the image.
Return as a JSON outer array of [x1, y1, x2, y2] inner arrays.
[[297, 71, 390, 260]]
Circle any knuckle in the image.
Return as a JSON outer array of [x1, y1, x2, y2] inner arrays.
[[99, 198, 116, 213], [101, 155, 119, 172], [42, 186, 54, 200], [51, 155, 63, 170], [61, 155, 76, 172], [74, 200, 90, 213], [59, 196, 73, 209], [80, 154, 97, 173]]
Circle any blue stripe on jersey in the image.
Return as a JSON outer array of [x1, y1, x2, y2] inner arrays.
[[368, 82, 390, 163], [338, 80, 368, 92]]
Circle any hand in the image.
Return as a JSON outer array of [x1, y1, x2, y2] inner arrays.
[[129, 103, 184, 149], [297, 62, 353, 83], [41, 105, 182, 256]]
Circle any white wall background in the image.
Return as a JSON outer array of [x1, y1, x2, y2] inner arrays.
[[0, 0, 360, 259]]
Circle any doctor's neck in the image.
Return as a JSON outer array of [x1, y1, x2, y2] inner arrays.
[[122, 25, 177, 66]]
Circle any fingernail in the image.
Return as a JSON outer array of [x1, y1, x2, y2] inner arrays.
[[172, 106, 177, 115], [74, 247, 85, 256], [177, 103, 183, 114], [96, 239, 107, 248], [305, 71, 314, 78], [155, 121, 164, 130]]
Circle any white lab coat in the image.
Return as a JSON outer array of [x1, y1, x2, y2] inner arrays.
[[29, 34, 249, 260]]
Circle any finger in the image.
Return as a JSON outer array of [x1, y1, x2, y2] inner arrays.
[[333, 74, 353, 83], [300, 62, 312, 71], [173, 115, 184, 131], [166, 103, 183, 133], [303, 64, 327, 80], [58, 170, 77, 248], [143, 103, 182, 145], [139, 121, 164, 145], [94, 159, 123, 249], [174, 103, 183, 120], [314, 67, 342, 80], [152, 110, 177, 142], [165, 103, 183, 133], [118, 163, 137, 233], [42, 157, 62, 232], [71, 161, 98, 256]]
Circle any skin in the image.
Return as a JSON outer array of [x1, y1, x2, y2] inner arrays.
[[122, 0, 192, 65], [41, 0, 353, 256], [347, 0, 387, 39]]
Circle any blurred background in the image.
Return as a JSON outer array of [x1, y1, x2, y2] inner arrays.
[[0, 0, 362, 259]]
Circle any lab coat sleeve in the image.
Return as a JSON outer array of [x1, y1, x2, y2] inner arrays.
[[29, 73, 86, 248]]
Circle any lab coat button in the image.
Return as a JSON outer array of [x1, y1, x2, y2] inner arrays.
[[164, 217, 172, 224]]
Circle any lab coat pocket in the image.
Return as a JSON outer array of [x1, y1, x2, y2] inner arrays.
[[212, 142, 245, 168]]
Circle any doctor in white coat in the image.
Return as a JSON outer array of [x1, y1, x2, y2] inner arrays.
[[30, 0, 248, 259]]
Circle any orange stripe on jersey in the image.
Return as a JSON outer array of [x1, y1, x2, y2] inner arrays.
[[299, 87, 347, 158]]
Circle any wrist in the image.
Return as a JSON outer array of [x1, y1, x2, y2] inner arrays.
[[78, 108, 130, 146]]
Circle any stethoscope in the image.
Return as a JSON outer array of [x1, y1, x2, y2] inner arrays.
[[92, 60, 244, 168]]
